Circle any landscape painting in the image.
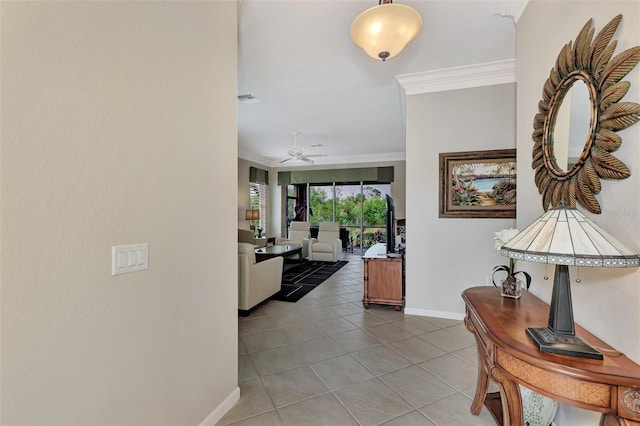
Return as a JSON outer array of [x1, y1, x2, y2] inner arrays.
[[439, 149, 516, 218]]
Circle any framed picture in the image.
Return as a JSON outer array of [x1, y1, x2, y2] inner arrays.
[[439, 149, 516, 218]]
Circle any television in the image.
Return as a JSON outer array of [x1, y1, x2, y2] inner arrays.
[[385, 194, 397, 255]]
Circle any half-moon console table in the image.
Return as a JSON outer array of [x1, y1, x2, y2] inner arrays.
[[462, 286, 640, 426]]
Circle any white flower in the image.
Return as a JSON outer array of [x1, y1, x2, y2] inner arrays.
[[493, 228, 519, 250]]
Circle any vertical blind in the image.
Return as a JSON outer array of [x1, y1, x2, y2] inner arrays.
[[250, 167, 269, 232]]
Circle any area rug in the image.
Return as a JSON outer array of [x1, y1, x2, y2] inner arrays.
[[270, 260, 348, 303]]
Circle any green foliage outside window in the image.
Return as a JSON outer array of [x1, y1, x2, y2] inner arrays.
[[309, 184, 389, 250]]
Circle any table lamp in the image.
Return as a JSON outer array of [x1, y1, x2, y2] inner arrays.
[[245, 209, 260, 235], [499, 204, 640, 360]]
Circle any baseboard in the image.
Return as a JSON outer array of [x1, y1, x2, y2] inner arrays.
[[198, 386, 240, 426], [403, 307, 465, 321]]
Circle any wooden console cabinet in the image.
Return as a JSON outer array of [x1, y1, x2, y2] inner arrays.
[[362, 256, 404, 311], [463, 286, 640, 426]]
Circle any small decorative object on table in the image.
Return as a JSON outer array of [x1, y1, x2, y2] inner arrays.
[[520, 384, 559, 426], [492, 228, 531, 298]]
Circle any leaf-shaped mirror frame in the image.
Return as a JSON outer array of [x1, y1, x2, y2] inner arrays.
[[532, 14, 640, 214]]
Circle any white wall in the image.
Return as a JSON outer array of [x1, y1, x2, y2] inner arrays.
[[1, 2, 239, 424], [518, 1, 640, 424], [405, 83, 516, 317]]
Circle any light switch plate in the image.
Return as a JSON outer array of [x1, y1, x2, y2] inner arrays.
[[112, 243, 149, 276]]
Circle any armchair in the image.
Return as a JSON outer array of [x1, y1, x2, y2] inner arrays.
[[238, 228, 266, 248], [276, 221, 310, 259], [308, 222, 342, 262], [238, 242, 283, 314]]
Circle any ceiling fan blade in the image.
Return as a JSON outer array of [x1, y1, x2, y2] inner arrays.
[[300, 157, 314, 163], [279, 158, 291, 163], [302, 154, 327, 158]]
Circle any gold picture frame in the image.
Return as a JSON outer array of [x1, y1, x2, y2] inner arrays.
[[439, 149, 517, 218]]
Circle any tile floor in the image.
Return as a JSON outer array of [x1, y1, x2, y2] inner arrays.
[[218, 253, 497, 426]]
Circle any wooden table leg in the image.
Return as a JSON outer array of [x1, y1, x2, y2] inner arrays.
[[471, 340, 489, 414], [490, 366, 523, 426]]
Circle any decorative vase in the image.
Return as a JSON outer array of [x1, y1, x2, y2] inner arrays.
[[492, 259, 531, 299], [520, 384, 559, 426], [501, 274, 522, 299]]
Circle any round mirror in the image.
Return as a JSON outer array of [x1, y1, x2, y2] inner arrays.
[[551, 79, 592, 173], [532, 14, 640, 214]]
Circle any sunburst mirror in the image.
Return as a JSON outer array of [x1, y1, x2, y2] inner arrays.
[[532, 14, 640, 214]]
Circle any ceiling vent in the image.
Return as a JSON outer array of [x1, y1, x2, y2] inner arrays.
[[238, 93, 259, 103]]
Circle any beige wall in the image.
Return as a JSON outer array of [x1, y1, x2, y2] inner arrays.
[[405, 83, 517, 317], [1, 2, 239, 424], [238, 159, 407, 240], [518, 2, 639, 423]]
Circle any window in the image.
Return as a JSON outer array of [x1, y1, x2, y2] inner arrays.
[[249, 181, 267, 234], [306, 182, 390, 253]]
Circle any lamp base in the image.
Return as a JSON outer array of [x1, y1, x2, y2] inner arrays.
[[526, 327, 603, 360]]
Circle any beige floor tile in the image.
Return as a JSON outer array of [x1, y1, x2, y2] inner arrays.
[[448, 322, 477, 340], [351, 345, 412, 376], [421, 316, 463, 329], [450, 345, 478, 366], [229, 253, 497, 425], [278, 322, 327, 343], [340, 291, 365, 303], [418, 354, 479, 392], [328, 302, 365, 316], [315, 317, 359, 335], [241, 329, 290, 353], [265, 311, 310, 329], [217, 377, 275, 425], [344, 311, 387, 328], [391, 316, 441, 335], [330, 329, 383, 353], [418, 328, 475, 353], [310, 354, 374, 390], [292, 297, 324, 311], [222, 410, 283, 426], [238, 338, 247, 356], [312, 294, 351, 306], [381, 365, 457, 407], [380, 410, 436, 425], [262, 365, 330, 408], [324, 285, 359, 296], [277, 393, 358, 426], [365, 322, 413, 343], [419, 392, 495, 426], [298, 305, 340, 322], [238, 316, 278, 336], [238, 354, 259, 382], [387, 336, 447, 363], [334, 378, 413, 426], [366, 306, 405, 322], [249, 345, 305, 376], [293, 336, 347, 364]]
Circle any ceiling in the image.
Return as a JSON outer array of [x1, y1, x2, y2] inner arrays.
[[237, 0, 517, 167]]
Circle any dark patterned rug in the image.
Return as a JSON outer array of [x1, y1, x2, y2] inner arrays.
[[270, 260, 349, 303]]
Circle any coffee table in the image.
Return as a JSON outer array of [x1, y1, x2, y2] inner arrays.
[[254, 245, 303, 263]]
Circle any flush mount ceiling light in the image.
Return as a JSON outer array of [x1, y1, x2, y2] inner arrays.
[[349, 0, 422, 61]]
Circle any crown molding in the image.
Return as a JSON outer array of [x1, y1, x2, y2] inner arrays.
[[396, 59, 516, 96]]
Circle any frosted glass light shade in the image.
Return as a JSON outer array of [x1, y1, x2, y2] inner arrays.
[[349, 3, 422, 61]]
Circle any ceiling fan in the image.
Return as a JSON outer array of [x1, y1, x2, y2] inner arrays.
[[279, 131, 325, 164]]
